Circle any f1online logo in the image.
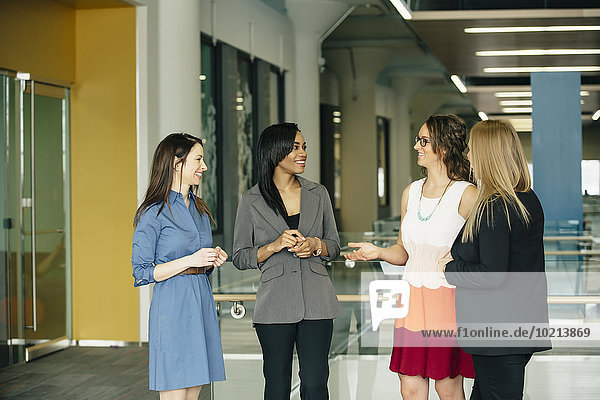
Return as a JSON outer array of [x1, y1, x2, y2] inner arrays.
[[369, 280, 411, 331]]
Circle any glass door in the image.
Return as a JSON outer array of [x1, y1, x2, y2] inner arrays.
[[0, 74, 12, 368], [1, 72, 71, 365]]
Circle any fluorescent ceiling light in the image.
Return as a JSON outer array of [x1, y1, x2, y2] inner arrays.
[[509, 118, 532, 126], [465, 26, 600, 34], [450, 75, 467, 93], [500, 100, 533, 106], [593, 110, 600, 120], [509, 118, 533, 132], [476, 49, 600, 57], [503, 107, 533, 113], [495, 91, 532, 97], [495, 91, 589, 97], [16, 72, 30, 80], [484, 66, 600, 73], [478, 111, 488, 121], [389, 0, 412, 20]]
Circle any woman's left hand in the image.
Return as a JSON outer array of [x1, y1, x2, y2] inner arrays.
[[212, 246, 228, 268], [290, 237, 320, 258], [437, 256, 453, 273]]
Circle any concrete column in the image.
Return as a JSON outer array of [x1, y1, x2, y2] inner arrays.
[[286, 0, 348, 182], [324, 47, 396, 231], [531, 71, 582, 227], [390, 77, 424, 215], [157, 0, 202, 137]]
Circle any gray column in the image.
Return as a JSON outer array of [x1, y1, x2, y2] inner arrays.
[[531, 71, 582, 228], [287, 0, 348, 182], [156, 0, 201, 136]]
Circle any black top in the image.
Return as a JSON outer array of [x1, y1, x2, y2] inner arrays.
[[445, 190, 551, 356], [284, 213, 300, 230]]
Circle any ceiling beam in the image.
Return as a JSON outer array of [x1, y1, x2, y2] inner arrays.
[[323, 39, 415, 48]]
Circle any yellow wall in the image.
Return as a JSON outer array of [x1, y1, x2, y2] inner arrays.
[[71, 7, 138, 341], [1, 2, 138, 341], [0, 0, 76, 82]]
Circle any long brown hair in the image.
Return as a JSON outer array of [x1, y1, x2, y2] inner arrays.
[[462, 120, 531, 242], [134, 133, 214, 226], [423, 114, 472, 182]]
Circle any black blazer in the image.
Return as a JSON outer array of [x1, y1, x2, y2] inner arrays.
[[445, 190, 551, 356]]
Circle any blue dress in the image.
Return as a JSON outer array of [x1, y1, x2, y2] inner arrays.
[[131, 190, 226, 391]]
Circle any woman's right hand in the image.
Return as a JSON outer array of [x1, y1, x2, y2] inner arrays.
[[345, 242, 381, 261], [269, 229, 304, 253], [188, 248, 218, 267]]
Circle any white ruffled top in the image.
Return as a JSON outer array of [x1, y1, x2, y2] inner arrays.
[[401, 178, 473, 289]]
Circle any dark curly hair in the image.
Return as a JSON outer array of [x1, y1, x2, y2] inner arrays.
[[423, 114, 472, 182]]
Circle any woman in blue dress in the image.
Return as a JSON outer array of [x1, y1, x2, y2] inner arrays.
[[132, 133, 227, 399]]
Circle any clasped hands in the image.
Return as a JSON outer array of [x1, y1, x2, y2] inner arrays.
[[270, 229, 320, 258], [188, 246, 228, 268]]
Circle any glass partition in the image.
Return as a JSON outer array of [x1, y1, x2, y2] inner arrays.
[[211, 218, 600, 399]]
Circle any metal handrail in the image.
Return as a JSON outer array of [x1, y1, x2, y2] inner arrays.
[[360, 235, 595, 242], [213, 294, 600, 304], [544, 236, 594, 241], [338, 249, 600, 257], [545, 250, 600, 256]]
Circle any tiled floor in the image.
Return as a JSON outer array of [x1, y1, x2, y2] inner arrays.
[[1, 332, 600, 398], [216, 352, 600, 399], [0, 346, 210, 400]]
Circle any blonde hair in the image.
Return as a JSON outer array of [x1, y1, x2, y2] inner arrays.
[[462, 120, 531, 242]]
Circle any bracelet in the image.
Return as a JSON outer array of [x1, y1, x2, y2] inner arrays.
[[312, 238, 323, 257]]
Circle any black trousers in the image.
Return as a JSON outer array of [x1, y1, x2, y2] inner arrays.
[[470, 353, 533, 400], [255, 319, 333, 400]]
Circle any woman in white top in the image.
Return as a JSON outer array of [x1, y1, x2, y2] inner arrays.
[[347, 115, 477, 400]]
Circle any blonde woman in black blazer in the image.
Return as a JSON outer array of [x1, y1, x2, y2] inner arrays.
[[439, 120, 551, 400], [233, 123, 341, 400]]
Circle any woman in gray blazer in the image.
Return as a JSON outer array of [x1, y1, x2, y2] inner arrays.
[[233, 122, 341, 400]]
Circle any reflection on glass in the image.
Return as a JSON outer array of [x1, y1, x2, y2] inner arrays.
[[333, 112, 342, 209], [237, 57, 254, 196], [201, 41, 219, 228], [269, 71, 279, 125], [27, 87, 67, 340]]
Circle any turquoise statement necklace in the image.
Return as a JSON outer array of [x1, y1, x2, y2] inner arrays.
[[417, 179, 453, 221]]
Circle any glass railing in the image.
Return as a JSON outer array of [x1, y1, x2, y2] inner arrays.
[[209, 229, 600, 398]]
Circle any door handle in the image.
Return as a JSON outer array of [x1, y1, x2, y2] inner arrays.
[[29, 81, 37, 332]]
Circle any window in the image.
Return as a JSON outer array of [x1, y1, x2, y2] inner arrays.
[[582, 160, 600, 195]]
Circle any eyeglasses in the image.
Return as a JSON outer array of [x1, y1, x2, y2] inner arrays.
[[414, 136, 430, 147]]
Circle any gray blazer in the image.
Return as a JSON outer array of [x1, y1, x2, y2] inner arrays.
[[232, 176, 342, 324]]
